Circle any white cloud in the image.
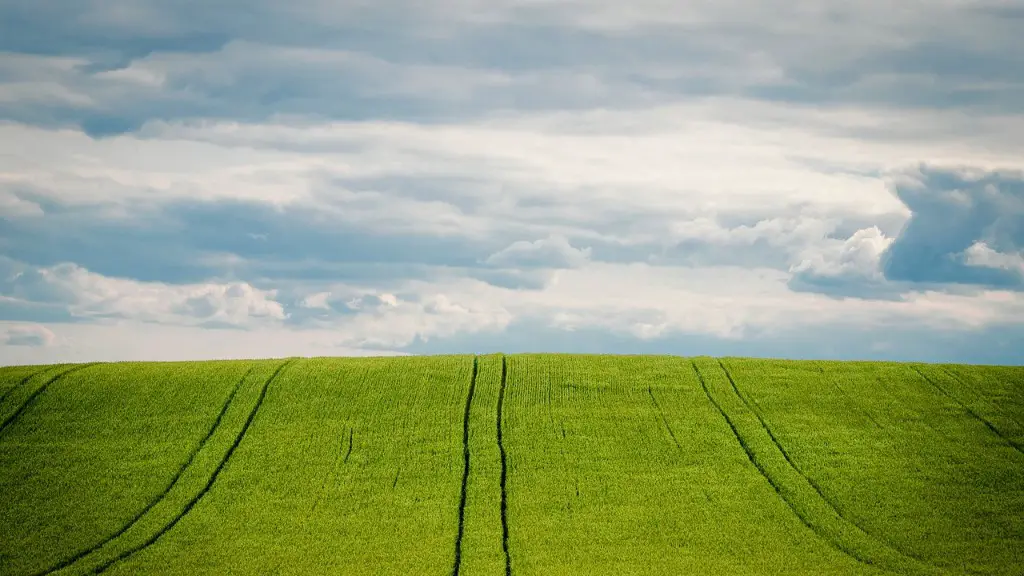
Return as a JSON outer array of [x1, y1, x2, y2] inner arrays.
[[5, 262, 286, 327], [964, 242, 1024, 277], [790, 226, 893, 282]]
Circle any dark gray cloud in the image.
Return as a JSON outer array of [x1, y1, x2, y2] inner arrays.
[[1, 1, 1021, 134], [0, 193, 495, 284], [882, 166, 1024, 288]]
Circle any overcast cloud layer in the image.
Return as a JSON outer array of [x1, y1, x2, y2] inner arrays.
[[2, 0, 1023, 365]]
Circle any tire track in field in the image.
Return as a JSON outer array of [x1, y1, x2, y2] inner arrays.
[[937, 366, 1019, 430], [690, 361, 873, 568], [93, 358, 299, 574], [718, 360, 941, 571], [646, 386, 681, 450], [693, 360, 945, 575], [0, 365, 53, 408], [35, 367, 256, 576], [450, 356, 478, 576], [498, 355, 513, 576], [0, 363, 100, 439], [912, 366, 1024, 456]]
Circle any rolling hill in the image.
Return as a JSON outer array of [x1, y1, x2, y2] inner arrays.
[[1, 355, 1022, 575]]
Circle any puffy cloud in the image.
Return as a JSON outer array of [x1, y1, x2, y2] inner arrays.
[[1, 259, 285, 328], [788, 226, 895, 297], [963, 242, 1024, 277]]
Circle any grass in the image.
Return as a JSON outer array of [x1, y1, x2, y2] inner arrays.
[[0, 355, 1021, 575]]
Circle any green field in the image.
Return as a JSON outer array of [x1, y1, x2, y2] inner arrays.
[[0, 355, 1022, 575]]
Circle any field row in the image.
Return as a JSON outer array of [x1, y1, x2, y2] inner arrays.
[[1, 356, 1021, 575]]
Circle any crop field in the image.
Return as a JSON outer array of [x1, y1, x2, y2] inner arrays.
[[0, 355, 1022, 575]]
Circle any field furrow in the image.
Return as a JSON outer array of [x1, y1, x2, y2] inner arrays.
[[103, 356, 469, 575]]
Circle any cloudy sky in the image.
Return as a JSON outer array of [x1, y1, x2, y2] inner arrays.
[[1, 0, 1023, 365]]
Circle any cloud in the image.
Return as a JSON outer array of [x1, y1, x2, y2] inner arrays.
[[0, 0, 1022, 136], [963, 242, 1024, 278], [485, 235, 591, 269], [881, 166, 1024, 288], [2, 1, 1024, 364], [788, 226, 896, 298], [1, 259, 285, 328], [2, 324, 55, 347]]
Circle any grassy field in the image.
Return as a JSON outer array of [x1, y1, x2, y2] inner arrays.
[[0, 355, 1021, 575]]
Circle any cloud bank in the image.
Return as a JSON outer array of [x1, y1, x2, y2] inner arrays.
[[1, 0, 1023, 364]]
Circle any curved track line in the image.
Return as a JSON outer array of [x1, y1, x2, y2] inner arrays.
[[647, 386, 681, 450], [938, 366, 1024, 430], [717, 360, 940, 571], [93, 358, 299, 574], [498, 355, 512, 576], [912, 366, 1024, 456], [689, 361, 880, 570], [450, 356, 478, 576], [35, 367, 256, 576], [0, 363, 100, 439], [0, 365, 52, 407]]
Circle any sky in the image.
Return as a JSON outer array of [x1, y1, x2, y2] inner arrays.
[[1, 0, 1023, 365]]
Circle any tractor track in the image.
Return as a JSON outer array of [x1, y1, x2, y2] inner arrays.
[[0, 365, 53, 408], [498, 355, 512, 576], [449, 356, 478, 576], [938, 366, 1024, 430], [0, 363, 100, 439], [694, 360, 949, 575], [690, 361, 877, 569], [912, 366, 1024, 456], [647, 386, 681, 450], [93, 358, 299, 574], [717, 360, 938, 571], [34, 367, 256, 576]]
